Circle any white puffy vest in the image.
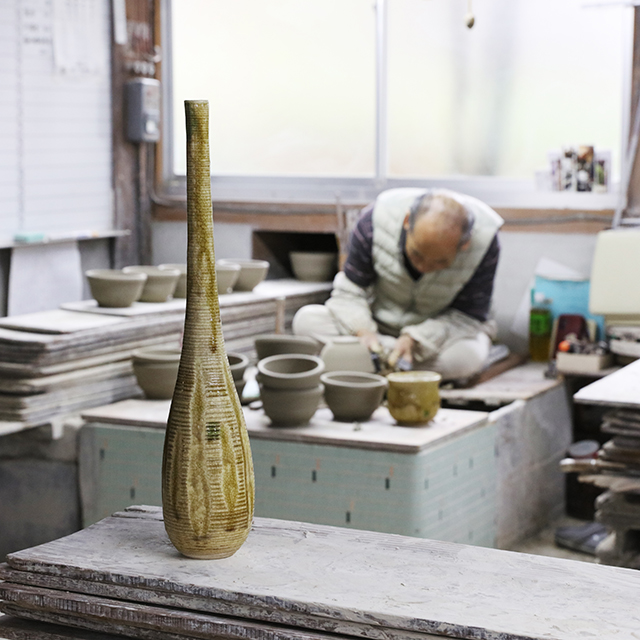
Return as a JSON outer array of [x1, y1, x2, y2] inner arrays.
[[371, 188, 503, 335]]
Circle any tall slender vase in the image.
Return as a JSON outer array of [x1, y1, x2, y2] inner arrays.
[[162, 100, 255, 559]]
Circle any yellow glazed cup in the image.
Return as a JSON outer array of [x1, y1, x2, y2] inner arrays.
[[386, 371, 441, 426]]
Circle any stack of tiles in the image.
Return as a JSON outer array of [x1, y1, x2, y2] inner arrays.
[[0, 280, 331, 433], [0, 309, 185, 430], [571, 360, 640, 568]]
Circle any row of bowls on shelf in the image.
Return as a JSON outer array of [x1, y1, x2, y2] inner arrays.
[[132, 333, 441, 428], [85, 259, 270, 308]]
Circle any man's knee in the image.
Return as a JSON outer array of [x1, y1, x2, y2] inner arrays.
[[429, 335, 491, 381]]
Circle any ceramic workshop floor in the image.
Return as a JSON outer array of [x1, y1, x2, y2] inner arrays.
[[510, 515, 596, 563]]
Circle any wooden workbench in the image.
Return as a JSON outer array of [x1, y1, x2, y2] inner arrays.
[[0, 505, 638, 640]]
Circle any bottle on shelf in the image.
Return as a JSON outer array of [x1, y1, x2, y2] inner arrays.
[[529, 291, 552, 362]]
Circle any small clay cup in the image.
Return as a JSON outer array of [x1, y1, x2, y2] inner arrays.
[[257, 354, 325, 390], [85, 269, 147, 308], [216, 261, 241, 294], [290, 251, 338, 282], [228, 352, 250, 383], [159, 263, 187, 298], [255, 334, 321, 360], [132, 346, 181, 399], [123, 265, 180, 302], [220, 259, 269, 292], [321, 371, 388, 422], [260, 384, 324, 427], [386, 371, 441, 426]]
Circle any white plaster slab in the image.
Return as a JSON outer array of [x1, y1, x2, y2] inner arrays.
[[2, 506, 639, 640], [573, 358, 640, 408], [61, 298, 186, 317], [80, 399, 489, 454], [0, 310, 129, 335]]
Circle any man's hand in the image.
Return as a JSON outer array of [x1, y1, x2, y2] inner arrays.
[[388, 334, 415, 370], [356, 329, 382, 354]]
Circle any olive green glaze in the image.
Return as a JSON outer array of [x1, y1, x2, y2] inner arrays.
[[161, 101, 255, 559], [386, 371, 442, 426]]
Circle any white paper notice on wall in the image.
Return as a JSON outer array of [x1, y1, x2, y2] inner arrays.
[[8, 242, 83, 316]]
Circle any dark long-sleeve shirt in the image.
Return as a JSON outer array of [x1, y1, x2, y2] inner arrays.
[[342, 206, 500, 322]]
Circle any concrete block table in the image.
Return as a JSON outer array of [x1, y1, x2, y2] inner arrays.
[[79, 401, 496, 547]]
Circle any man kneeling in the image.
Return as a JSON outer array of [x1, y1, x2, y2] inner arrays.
[[292, 188, 503, 383]]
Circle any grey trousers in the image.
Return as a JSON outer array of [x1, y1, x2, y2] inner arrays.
[[292, 304, 491, 381]]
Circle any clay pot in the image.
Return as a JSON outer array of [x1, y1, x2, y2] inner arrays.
[[85, 269, 147, 308], [228, 352, 250, 382], [254, 334, 321, 360], [320, 336, 375, 373], [290, 251, 338, 282], [386, 371, 442, 426], [123, 265, 180, 302], [260, 384, 324, 427], [159, 263, 187, 298], [219, 258, 269, 292], [132, 346, 181, 399], [257, 354, 325, 390], [320, 371, 388, 422], [216, 261, 241, 294]]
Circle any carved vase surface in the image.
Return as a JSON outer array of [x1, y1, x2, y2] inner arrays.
[[161, 100, 255, 559]]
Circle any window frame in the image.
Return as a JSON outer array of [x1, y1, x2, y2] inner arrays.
[[159, 0, 630, 212]]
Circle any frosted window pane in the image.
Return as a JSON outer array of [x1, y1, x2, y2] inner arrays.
[[388, 0, 627, 179], [172, 0, 376, 177]]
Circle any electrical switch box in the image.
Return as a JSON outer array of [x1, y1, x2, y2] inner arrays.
[[126, 78, 161, 143]]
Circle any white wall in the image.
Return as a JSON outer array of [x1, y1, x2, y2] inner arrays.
[[493, 232, 598, 353], [151, 220, 253, 266]]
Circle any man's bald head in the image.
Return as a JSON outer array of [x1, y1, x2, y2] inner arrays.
[[403, 193, 474, 274], [407, 192, 474, 248]]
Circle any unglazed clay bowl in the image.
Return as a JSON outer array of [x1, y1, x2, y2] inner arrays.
[[159, 263, 187, 298], [228, 352, 250, 383], [256, 354, 325, 390], [216, 261, 241, 294], [255, 334, 321, 360], [259, 384, 324, 427], [320, 336, 375, 374], [132, 346, 181, 400], [290, 251, 338, 282], [320, 370, 388, 422], [219, 258, 270, 292], [123, 265, 180, 302], [386, 370, 442, 426], [85, 269, 147, 308]]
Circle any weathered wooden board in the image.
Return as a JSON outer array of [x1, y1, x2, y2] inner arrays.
[[61, 299, 187, 317], [2, 506, 639, 640], [0, 362, 134, 395], [0, 614, 133, 640], [80, 399, 489, 454], [0, 310, 129, 335], [573, 359, 640, 408]]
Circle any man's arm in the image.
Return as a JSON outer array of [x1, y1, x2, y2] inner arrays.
[[324, 206, 381, 342]]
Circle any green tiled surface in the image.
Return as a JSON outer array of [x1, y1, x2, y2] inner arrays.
[[80, 421, 497, 546]]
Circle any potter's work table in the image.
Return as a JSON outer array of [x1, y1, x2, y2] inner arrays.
[[81, 399, 488, 454], [573, 357, 640, 408], [80, 400, 496, 545], [1, 505, 639, 640], [440, 362, 560, 407]]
